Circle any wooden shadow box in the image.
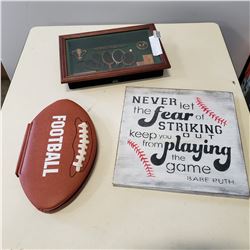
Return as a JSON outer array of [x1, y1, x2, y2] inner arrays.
[[59, 24, 171, 89]]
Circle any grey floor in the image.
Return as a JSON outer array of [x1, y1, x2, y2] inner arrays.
[[1, 79, 11, 107]]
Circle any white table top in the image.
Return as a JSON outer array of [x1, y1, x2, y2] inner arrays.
[[2, 23, 249, 249]]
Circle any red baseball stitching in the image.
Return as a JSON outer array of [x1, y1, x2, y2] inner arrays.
[[127, 139, 155, 177], [195, 97, 228, 126]]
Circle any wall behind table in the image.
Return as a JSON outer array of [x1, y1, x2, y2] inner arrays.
[[2, 1, 249, 79]]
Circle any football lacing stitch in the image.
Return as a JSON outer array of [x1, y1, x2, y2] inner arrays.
[[195, 97, 228, 126], [73, 122, 89, 172], [127, 139, 155, 177]]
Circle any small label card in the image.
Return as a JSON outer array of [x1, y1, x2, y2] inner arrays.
[[149, 35, 163, 56], [113, 87, 249, 198]]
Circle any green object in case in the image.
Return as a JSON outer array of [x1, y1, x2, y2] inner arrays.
[[66, 29, 162, 76]]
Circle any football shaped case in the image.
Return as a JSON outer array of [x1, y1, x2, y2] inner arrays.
[[16, 99, 97, 212]]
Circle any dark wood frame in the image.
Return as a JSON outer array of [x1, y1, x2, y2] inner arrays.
[[59, 23, 171, 86]]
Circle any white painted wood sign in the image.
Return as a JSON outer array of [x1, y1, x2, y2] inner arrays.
[[113, 87, 249, 197]]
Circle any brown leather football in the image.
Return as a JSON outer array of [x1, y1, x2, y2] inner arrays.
[[16, 99, 97, 212]]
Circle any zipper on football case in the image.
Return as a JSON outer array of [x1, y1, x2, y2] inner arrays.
[[15, 122, 33, 177]]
